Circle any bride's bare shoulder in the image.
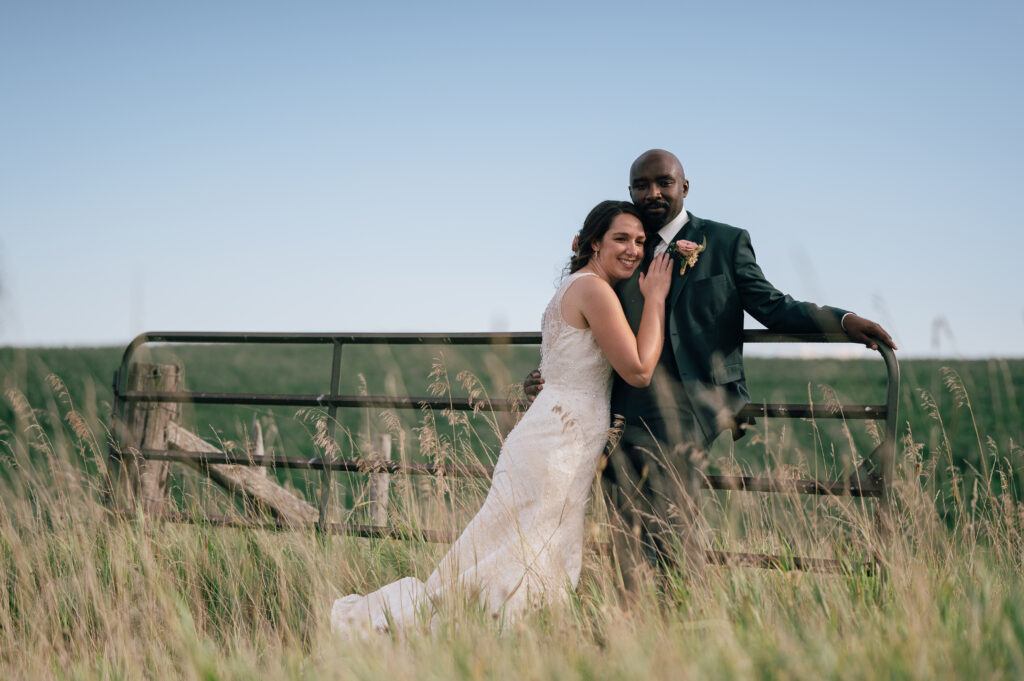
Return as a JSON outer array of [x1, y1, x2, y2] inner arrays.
[[562, 273, 616, 306], [563, 274, 618, 311]]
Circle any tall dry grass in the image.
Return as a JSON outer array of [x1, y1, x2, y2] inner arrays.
[[2, 364, 1024, 680]]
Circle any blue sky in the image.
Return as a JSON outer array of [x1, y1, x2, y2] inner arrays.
[[1, 1, 1021, 357]]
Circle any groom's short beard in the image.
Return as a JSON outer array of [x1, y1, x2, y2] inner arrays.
[[639, 201, 672, 230], [641, 213, 669, 232]]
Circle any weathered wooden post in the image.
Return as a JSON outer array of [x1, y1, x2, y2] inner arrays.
[[369, 433, 392, 526], [120, 362, 181, 514]]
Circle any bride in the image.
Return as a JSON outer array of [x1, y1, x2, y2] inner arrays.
[[331, 200, 673, 635]]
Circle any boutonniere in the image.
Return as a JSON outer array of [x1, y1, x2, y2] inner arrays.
[[669, 236, 707, 275]]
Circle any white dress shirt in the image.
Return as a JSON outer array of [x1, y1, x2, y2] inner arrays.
[[652, 209, 690, 256]]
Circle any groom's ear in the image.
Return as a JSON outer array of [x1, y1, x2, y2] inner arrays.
[[681, 178, 690, 197]]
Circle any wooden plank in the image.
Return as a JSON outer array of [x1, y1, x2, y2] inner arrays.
[[166, 422, 319, 525]]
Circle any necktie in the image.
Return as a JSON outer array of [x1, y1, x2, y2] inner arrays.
[[643, 236, 662, 269], [652, 235, 668, 256]]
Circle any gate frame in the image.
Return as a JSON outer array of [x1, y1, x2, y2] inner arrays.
[[108, 330, 899, 572]]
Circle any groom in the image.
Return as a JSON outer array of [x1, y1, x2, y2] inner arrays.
[[526, 149, 896, 584]]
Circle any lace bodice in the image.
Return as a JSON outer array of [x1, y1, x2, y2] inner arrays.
[[539, 272, 613, 399]]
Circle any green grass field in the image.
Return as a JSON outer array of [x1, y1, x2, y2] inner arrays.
[[1, 344, 1023, 679]]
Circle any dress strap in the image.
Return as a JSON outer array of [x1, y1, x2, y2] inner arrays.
[[556, 271, 598, 302], [550, 271, 604, 330], [562, 271, 599, 287]]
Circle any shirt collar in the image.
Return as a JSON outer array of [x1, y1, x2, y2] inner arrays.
[[657, 209, 690, 245]]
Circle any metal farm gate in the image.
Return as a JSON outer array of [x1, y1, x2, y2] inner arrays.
[[108, 330, 899, 573]]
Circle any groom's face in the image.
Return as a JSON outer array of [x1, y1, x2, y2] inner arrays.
[[629, 153, 689, 231]]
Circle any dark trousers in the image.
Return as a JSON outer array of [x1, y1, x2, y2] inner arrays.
[[602, 378, 714, 587]]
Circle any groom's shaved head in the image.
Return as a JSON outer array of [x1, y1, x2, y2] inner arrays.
[[629, 149, 689, 230], [630, 149, 684, 178]]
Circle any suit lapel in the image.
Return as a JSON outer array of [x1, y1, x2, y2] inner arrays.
[[668, 213, 703, 310]]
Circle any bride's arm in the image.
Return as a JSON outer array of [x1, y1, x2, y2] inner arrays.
[[573, 255, 673, 387]]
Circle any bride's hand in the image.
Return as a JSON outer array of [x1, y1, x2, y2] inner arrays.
[[638, 253, 673, 301]]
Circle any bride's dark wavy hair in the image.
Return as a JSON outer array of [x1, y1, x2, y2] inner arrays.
[[567, 200, 644, 274]]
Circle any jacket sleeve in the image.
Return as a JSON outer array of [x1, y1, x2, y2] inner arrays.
[[733, 229, 849, 333]]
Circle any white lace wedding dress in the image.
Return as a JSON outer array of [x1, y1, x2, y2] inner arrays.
[[331, 272, 613, 635]]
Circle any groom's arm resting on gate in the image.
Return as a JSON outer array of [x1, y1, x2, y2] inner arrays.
[[735, 229, 897, 351]]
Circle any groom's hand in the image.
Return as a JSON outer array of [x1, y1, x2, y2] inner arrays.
[[842, 314, 897, 351], [523, 369, 544, 402]]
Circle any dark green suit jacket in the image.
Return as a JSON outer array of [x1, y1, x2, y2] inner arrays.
[[611, 212, 850, 444]]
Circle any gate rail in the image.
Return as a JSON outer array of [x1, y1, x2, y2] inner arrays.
[[110, 330, 899, 572]]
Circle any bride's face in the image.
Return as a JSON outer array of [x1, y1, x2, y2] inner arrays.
[[591, 213, 645, 282]]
